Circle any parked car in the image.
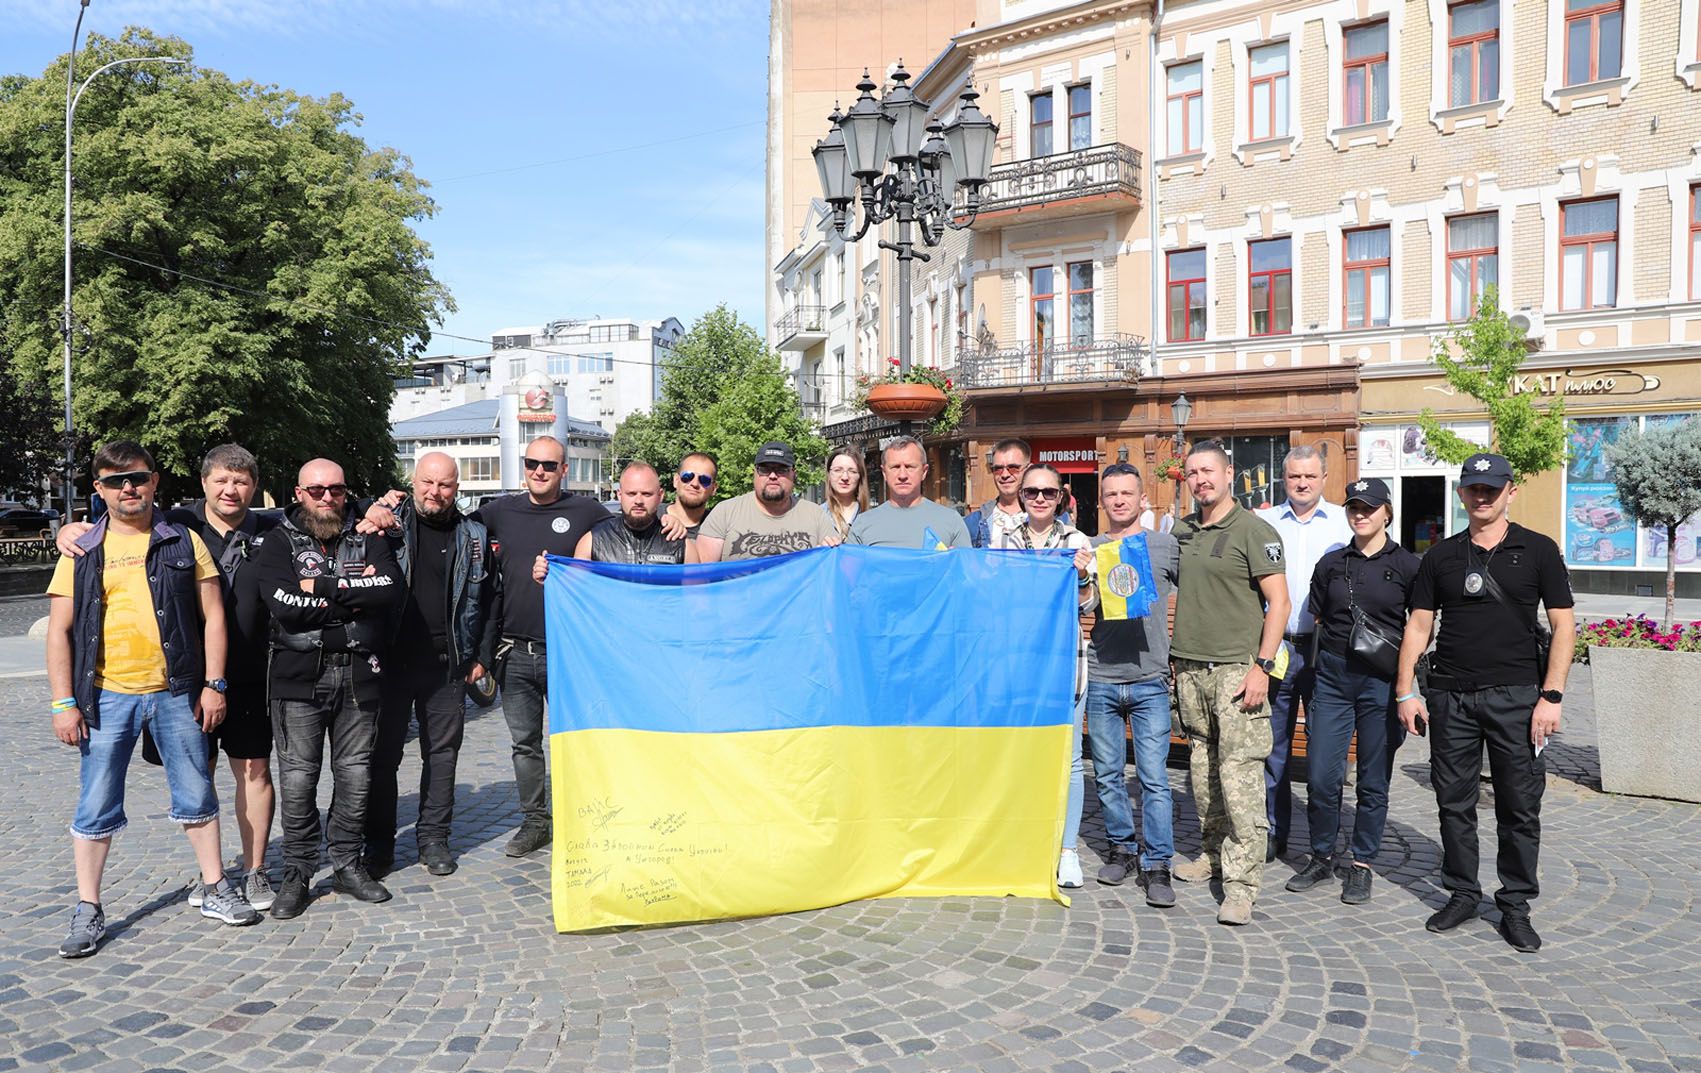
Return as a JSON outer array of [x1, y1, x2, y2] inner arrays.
[[0, 506, 60, 537]]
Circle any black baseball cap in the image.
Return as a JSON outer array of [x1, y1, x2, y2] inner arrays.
[[1343, 476, 1391, 509], [1459, 452, 1514, 488], [754, 441, 796, 468]]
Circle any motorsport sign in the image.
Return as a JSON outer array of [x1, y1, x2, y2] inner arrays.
[[541, 546, 1079, 931]]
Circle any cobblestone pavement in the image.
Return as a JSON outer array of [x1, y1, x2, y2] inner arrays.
[[2, 667, 1698, 1073], [0, 597, 47, 638]]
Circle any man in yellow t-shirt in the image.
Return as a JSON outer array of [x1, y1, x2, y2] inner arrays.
[[45, 440, 260, 958]]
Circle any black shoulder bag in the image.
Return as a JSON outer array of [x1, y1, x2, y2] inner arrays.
[[1344, 561, 1401, 677]]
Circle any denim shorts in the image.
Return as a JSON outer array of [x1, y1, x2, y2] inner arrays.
[[71, 689, 220, 838]]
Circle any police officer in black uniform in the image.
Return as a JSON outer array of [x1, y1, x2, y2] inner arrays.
[[255, 458, 405, 918], [1395, 453, 1576, 952]]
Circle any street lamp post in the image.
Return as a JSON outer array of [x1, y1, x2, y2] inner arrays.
[[811, 64, 997, 381], [1170, 392, 1192, 519], [62, 0, 184, 519]]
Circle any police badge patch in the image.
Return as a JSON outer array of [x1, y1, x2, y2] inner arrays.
[[1263, 542, 1284, 564]]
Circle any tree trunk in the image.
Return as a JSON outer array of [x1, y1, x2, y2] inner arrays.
[[1667, 520, 1679, 629]]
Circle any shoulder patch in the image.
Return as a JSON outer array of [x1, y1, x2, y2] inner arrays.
[[1263, 542, 1284, 564]]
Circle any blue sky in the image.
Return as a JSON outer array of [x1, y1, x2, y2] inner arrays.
[[0, 0, 770, 355]]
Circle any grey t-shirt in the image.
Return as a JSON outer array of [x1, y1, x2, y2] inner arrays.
[[1086, 530, 1180, 684], [847, 497, 972, 549], [698, 492, 836, 561]]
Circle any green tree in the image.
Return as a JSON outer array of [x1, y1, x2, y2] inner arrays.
[[1416, 287, 1567, 480], [610, 304, 824, 496], [0, 29, 452, 503], [1606, 418, 1701, 627], [0, 370, 74, 500]]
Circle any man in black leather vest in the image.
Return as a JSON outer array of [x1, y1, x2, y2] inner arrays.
[[255, 458, 405, 918], [578, 462, 689, 565]]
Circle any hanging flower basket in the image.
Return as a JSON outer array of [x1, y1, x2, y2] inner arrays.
[[865, 382, 949, 421], [1156, 456, 1185, 482]]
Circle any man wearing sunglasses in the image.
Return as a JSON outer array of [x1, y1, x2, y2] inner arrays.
[[662, 452, 719, 540], [47, 441, 259, 957], [465, 435, 609, 858], [847, 436, 971, 549], [965, 438, 1032, 548], [254, 458, 405, 918], [695, 441, 837, 562]]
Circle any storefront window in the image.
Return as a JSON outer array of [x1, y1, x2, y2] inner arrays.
[[1564, 416, 1636, 567], [1640, 415, 1701, 569], [1217, 435, 1290, 510]]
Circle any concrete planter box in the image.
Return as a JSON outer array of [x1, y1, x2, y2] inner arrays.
[[1590, 646, 1701, 803]]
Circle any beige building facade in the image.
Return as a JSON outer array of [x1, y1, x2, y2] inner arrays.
[[771, 0, 1701, 585]]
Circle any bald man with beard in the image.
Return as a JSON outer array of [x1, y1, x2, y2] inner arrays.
[[255, 458, 405, 918]]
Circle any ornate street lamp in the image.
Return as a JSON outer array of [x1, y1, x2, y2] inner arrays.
[[811, 64, 998, 391], [1170, 392, 1193, 520]]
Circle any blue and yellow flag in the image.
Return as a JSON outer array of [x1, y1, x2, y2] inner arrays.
[[1093, 533, 1159, 620], [921, 526, 948, 551], [543, 545, 1078, 931]]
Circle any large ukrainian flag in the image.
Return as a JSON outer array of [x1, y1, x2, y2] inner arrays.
[[543, 544, 1078, 931]]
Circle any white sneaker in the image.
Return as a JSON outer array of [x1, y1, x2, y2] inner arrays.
[[1057, 848, 1084, 889]]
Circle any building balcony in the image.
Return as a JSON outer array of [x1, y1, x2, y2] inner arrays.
[[775, 305, 829, 351], [959, 334, 1149, 390], [966, 143, 1143, 229]]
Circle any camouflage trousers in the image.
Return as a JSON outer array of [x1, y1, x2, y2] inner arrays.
[[1175, 658, 1274, 900]]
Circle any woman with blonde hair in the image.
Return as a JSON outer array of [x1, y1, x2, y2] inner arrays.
[[822, 446, 869, 540]]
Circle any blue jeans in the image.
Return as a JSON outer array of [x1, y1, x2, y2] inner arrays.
[[1085, 677, 1175, 868], [72, 689, 218, 838], [1304, 648, 1405, 862], [1064, 693, 1085, 850], [1265, 641, 1316, 841]]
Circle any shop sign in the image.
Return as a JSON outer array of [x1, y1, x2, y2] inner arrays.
[[1512, 368, 1661, 398], [1030, 438, 1099, 473], [518, 385, 556, 423]]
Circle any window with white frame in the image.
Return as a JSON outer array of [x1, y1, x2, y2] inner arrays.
[[1564, 0, 1623, 86], [1560, 196, 1618, 310], [1166, 62, 1203, 155], [1448, 1, 1500, 106], [1343, 21, 1390, 125], [1249, 43, 1290, 140], [1690, 184, 1701, 301], [547, 354, 572, 378], [464, 457, 500, 483], [1031, 92, 1054, 157], [1068, 262, 1094, 345], [1447, 213, 1499, 320]]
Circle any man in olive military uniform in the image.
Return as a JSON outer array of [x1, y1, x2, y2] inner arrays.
[[1396, 452, 1575, 953], [1168, 441, 1290, 926]]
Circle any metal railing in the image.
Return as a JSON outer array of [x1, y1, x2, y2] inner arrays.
[[774, 304, 828, 342], [959, 333, 1149, 389], [974, 143, 1142, 217]]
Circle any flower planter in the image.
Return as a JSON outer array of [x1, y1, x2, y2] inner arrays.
[[1590, 645, 1701, 803], [865, 382, 948, 422]]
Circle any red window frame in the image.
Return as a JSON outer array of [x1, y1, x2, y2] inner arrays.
[[1448, 1, 1499, 107], [1343, 21, 1389, 126], [1031, 92, 1054, 157], [1343, 226, 1391, 329], [1688, 184, 1700, 301], [1248, 43, 1289, 141], [1564, 0, 1623, 86], [1167, 62, 1203, 155], [1030, 266, 1056, 352], [1560, 197, 1618, 311], [1248, 238, 1292, 337], [1167, 249, 1207, 342], [1447, 214, 1498, 321]]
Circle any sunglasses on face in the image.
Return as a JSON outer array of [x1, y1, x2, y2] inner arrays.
[[523, 457, 560, 473], [300, 484, 349, 500], [990, 463, 1025, 474], [1019, 486, 1062, 502], [678, 471, 716, 488], [96, 470, 152, 490], [755, 464, 793, 477]]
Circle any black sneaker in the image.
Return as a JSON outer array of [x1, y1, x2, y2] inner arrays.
[[1497, 912, 1541, 952], [504, 821, 552, 858], [419, 842, 457, 876], [1096, 846, 1137, 886], [1139, 865, 1176, 909], [1285, 854, 1336, 893], [1425, 891, 1480, 932], [332, 864, 392, 903], [270, 870, 312, 920], [1340, 864, 1373, 905]]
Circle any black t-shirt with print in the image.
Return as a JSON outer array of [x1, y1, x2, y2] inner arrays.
[[473, 492, 610, 641]]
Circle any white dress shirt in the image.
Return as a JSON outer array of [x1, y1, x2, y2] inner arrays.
[[1257, 500, 1352, 635]]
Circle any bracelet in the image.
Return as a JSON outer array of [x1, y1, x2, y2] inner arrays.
[[1394, 692, 1420, 703], [51, 697, 78, 713]]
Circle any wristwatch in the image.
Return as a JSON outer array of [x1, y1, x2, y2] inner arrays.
[[1253, 657, 1276, 674], [204, 678, 228, 694], [1538, 688, 1563, 704]]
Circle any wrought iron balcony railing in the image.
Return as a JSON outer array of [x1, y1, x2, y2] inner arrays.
[[959, 333, 1149, 389], [972, 143, 1142, 219]]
